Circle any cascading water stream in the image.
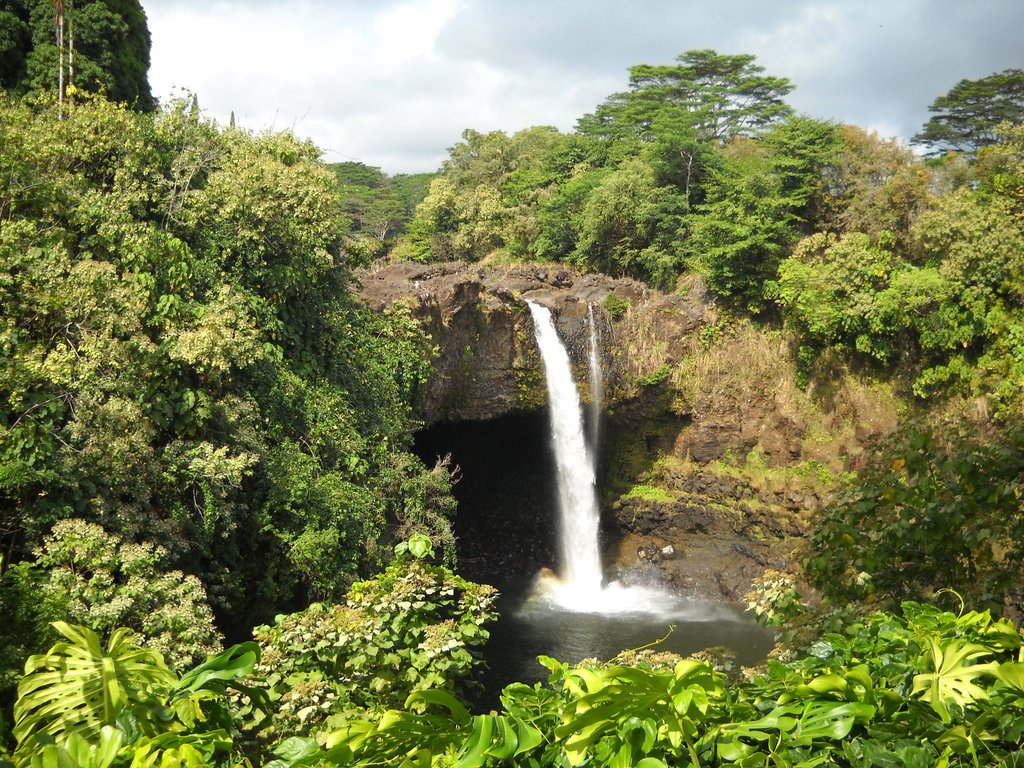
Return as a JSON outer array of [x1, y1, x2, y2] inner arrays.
[[526, 300, 702, 614], [587, 303, 602, 454], [469, 299, 775, 692], [526, 301, 604, 594]]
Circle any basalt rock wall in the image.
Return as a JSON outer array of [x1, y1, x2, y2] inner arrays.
[[357, 261, 705, 426], [360, 261, 900, 602]]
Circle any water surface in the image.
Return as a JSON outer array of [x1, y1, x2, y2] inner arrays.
[[479, 576, 775, 699]]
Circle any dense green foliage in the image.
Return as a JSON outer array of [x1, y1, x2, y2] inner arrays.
[[8, 541, 1024, 768], [328, 161, 434, 261], [808, 424, 1024, 616], [249, 535, 497, 745], [0, 0, 154, 110], [774, 181, 1024, 407], [396, 50, 805, 288], [14, 518, 221, 673], [0, 94, 455, 699], [10, 620, 266, 767], [398, 50, 826, 294], [1, 538, 496, 766], [914, 69, 1024, 155], [577, 49, 794, 145], [265, 598, 1024, 768]]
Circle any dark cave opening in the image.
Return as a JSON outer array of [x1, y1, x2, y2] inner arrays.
[[413, 410, 561, 587]]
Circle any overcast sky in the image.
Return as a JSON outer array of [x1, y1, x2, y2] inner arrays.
[[143, 0, 1024, 175]]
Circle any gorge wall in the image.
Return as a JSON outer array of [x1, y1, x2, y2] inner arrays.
[[357, 261, 702, 425], [358, 262, 900, 601]]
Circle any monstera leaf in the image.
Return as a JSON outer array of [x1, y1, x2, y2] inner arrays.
[[13, 623, 175, 758], [911, 637, 998, 722]]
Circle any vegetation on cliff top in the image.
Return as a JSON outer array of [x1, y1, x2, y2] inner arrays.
[[395, 59, 1024, 418]]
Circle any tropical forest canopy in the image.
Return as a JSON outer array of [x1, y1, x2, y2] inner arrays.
[[2, 3, 1024, 764], [0, 0, 154, 109]]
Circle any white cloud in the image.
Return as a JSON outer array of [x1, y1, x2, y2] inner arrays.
[[143, 0, 1024, 174]]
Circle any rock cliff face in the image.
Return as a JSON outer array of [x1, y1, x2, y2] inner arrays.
[[360, 262, 898, 602], [607, 459, 819, 602], [357, 261, 705, 425]]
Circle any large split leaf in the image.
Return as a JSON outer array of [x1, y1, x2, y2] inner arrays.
[[911, 637, 998, 722], [13, 623, 174, 757]]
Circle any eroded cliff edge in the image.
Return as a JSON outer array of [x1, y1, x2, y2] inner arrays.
[[357, 262, 899, 601], [357, 261, 702, 425]]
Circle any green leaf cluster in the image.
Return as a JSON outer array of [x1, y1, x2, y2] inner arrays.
[[328, 161, 434, 260], [773, 174, 1024, 407], [11, 622, 264, 767], [14, 518, 221, 674], [806, 423, 1024, 615], [0, 92, 455, 695], [913, 69, 1024, 155], [0, 0, 155, 111], [248, 548, 498, 744]]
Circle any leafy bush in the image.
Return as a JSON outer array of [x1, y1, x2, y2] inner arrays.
[[30, 519, 222, 672], [806, 423, 1024, 615], [603, 292, 629, 319], [637, 363, 672, 387], [250, 536, 498, 742]]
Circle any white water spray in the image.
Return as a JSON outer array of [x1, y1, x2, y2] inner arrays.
[[527, 301, 604, 592]]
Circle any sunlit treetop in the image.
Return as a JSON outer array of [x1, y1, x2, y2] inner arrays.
[[913, 68, 1024, 156], [577, 49, 794, 145]]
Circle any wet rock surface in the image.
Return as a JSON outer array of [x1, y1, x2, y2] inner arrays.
[[607, 461, 821, 602]]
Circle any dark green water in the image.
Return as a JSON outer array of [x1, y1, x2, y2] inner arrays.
[[478, 576, 775, 700], [415, 413, 775, 703]]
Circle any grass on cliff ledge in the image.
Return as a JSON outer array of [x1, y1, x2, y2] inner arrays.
[[623, 483, 676, 503]]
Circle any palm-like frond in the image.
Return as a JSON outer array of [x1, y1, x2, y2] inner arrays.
[[13, 622, 175, 757]]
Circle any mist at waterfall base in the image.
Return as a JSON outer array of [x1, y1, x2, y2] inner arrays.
[[413, 302, 772, 697]]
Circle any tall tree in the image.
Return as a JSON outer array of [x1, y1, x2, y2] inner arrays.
[[16, 0, 154, 110], [578, 49, 794, 145], [684, 117, 841, 310], [913, 69, 1024, 156], [822, 125, 932, 251]]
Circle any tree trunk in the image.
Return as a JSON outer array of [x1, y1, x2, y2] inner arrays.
[[55, 0, 64, 118], [68, 16, 74, 101]]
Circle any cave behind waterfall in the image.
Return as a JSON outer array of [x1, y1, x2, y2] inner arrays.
[[413, 411, 560, 586]]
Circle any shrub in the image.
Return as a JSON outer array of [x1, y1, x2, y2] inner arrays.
[[251, 536, 498, 741], [32, 519, 222, 672], [603, 293, 629, 319]]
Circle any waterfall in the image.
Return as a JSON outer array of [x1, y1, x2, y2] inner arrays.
[[587, 303, 602, 453], [526, 301, 604, 593], [526, 300, 686, 615]]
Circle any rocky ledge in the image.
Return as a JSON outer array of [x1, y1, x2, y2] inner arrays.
[[356, 261, 708, 426], [607, 459, 824, 602]]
